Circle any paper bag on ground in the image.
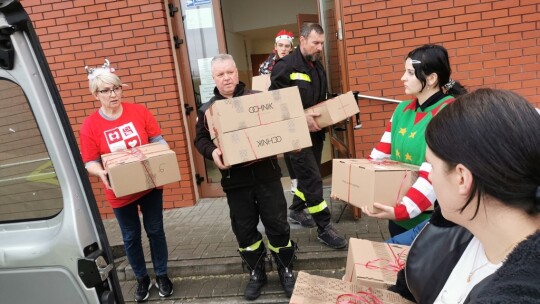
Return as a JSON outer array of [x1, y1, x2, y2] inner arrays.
[[305, 91, 359, 129], [252, 74, 271, 92], [331, 159, 419, 211], [102, 143, 181, 197], [344, 238, 410, 289], [290, 271, 413, 304]]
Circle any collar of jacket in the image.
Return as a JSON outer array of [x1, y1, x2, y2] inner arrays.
[[213, 81, 246, 100]]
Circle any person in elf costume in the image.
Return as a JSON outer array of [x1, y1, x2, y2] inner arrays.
[[362, 45, 467, 239]]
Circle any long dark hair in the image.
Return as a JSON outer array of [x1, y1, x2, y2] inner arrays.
[[407, 44, 467, 97], [426, 88, 540, 218]]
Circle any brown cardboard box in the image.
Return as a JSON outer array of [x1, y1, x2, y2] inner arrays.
[[344, 238, 410, 289], [305, 91, 359, 129], [101, 143, 181, 197], [205, 86, 311, 166], [252, 74, 271, 92], [290, 271, 413, 304], [214, 116, 312, 166], [331, 159, 419, 211], [206, 86, 305, 134]]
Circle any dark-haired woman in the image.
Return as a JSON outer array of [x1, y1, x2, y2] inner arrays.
[[362, 44, 467, 238], [390, 88, 540, 303]]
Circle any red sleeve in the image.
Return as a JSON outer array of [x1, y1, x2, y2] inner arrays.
[[79, 115, 101, 163], [141, 105, 161, 138]]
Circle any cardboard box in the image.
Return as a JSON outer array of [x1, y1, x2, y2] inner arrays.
[[252, 74, 271, 92], [305, 91, 359, 129], [344, 238, 409, 289], [290, 271, 413, 304], [205, 86, 312, 166], [206, 86, 305, 134], [214, 116, 312, 166], [331, 159, 419, 211], [101, 143, 181, 197]]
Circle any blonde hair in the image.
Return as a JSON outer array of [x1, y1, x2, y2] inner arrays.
[[88, 69, 123, 94]]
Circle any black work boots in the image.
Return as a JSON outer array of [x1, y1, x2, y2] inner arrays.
[[271, 241, 298, 298], [239, 244, 268, 300]]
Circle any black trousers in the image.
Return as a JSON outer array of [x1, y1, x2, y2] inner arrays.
[[289, 133, 331, 229], [225, 179, 290, 248]]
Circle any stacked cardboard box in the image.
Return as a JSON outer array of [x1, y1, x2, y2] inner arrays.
[[344, 238, 410, 289], [206, 86, 312, 166], [331, 159, 419, 211], [305, 91, 359, 129], [290, 271, 413, 304], [251, 74, 271, 92], [101, 143, 181, 197]]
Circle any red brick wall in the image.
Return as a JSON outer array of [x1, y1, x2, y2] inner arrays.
[[20, 0, 195, 218], [342, 0, 540, 158]]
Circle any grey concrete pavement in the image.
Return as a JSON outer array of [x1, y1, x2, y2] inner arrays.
[[103, 186, 391, 302]]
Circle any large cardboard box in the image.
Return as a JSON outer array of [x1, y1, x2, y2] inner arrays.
[[290, 271, 413, 304], [214, 116, 312, 166], [305, 91, 359, 129], [344, 238, 410, 289], [252, 74, 271, 92], [331, 159, 419, 211], [206, 86, 305, 134], [101, 143, 181, 197], [206, 86, 312, 166]]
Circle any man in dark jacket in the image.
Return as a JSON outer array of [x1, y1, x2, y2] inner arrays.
[[194, 54, 296, 300], [269, 23, 347, 249]]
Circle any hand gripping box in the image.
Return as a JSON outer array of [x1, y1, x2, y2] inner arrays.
[[290, 271, 413, 304], [304, 91, 359, 129], [331, 159, 419, 211], [206, 87, 312, 166], [101, 143, 181, 197], [344, 238, 410, 290]]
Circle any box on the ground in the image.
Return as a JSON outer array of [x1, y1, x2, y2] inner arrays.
[[331, 159, 419, 211], [304, 91, 359, 129], [207, 86, 305, 134], [102, 143, 181, 197], [344, 238, 410, 290], [290, 271, 413, 304], [252, 74, 271, 92], [206, 87, 311, 166]]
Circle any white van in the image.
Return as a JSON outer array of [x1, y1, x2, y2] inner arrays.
[[0, 1, 122, 303]]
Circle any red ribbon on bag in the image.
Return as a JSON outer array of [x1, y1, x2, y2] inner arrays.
[[336, 290, 384, 304]]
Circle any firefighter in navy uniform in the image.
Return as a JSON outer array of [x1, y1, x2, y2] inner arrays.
[[194, 54, 297, 300], [269, 23, 347, 249]]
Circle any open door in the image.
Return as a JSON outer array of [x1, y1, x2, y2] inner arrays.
[[167, 0, 227, 197], [0, 1, 122, 303]]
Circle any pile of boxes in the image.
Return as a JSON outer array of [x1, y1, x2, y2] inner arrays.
[[205, 86, 312, 166]]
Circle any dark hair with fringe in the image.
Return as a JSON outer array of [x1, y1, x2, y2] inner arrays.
[[426, 88, 540, 218], [407, 44, 467, 97]]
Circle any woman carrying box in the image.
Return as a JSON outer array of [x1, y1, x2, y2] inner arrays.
[[362, 44, 467, 238], [79, 60, 173, 302], [390, 88, 540, 303]]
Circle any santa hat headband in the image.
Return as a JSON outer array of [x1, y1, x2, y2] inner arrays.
[[275, 30, 294, 45]]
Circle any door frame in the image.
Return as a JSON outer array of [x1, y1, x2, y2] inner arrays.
[[166, 0, 227, 198]]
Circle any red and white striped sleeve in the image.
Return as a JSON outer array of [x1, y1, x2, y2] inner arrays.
[[394, 162, 437, 221], [369, 116, 393, 160]]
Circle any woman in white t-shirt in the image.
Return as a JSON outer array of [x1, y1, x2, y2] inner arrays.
[[390, 88, 540, 303]]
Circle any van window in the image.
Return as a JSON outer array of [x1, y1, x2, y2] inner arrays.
[[0, 79, 62, 222]]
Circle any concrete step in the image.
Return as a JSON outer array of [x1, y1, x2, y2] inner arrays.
[[120, 269, 345, 303], [115, 249, 348, 281]]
